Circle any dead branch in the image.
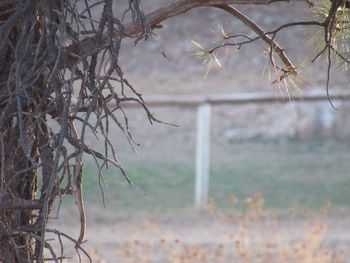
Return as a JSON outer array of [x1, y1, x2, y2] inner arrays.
[[62, 0, 307, 68], [0, 199, 42, 211], [214, 5, 297, 74]]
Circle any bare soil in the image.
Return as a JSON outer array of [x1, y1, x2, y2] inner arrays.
[[51, 206, 350, 262]]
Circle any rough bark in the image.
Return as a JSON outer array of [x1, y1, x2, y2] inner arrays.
[[0, 123, 39, 262]]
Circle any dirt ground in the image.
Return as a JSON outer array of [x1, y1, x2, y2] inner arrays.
[[49, 205, 350, 262]]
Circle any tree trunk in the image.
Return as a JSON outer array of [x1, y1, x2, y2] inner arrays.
[[0, 4, 42, 261], [0, 125, 38, 262]]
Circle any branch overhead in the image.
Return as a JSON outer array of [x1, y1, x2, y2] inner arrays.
[[135, 0, 297, 32], [65, 0, 307, 63]]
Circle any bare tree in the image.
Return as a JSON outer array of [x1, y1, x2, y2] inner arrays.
[[0, 0, 349, 262]]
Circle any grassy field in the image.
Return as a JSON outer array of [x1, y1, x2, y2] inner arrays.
[[72, 139, 350, 216], [52, 139, 350, 262]]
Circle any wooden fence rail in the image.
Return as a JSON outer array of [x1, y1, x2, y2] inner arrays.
[[126, 89, 350, 209], [119, 89, 350, 108]]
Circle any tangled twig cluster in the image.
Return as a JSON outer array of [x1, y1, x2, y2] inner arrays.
[[0, 0, 156, 262]]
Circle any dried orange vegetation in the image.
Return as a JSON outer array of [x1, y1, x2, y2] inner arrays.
[[83, 195, 346, 263]]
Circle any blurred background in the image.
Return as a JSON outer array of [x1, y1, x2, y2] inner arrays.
[[52, 1, 350, 262]]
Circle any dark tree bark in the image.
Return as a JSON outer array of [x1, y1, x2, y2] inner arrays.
[[0, 127, 39, 262], [0, 3, 52, 261]]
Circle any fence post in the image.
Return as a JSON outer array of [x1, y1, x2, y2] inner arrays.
[[195, 103, 211, 210]]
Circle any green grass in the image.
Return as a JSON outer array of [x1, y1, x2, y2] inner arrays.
[[78, 161, 195, 215], [76, 140, 350, 215], [210, 140, 350, 210]]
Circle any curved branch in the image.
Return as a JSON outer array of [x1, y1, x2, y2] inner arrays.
[[62, 0, 307, 67], [124, 0, 303, 35], [215, 4, 296, 74], [68, 122, 86, 247]]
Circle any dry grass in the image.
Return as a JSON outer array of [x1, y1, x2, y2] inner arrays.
[[68, 194, 348, 263]]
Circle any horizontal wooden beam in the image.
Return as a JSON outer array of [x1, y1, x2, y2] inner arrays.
[[118, 89, 350, 108]]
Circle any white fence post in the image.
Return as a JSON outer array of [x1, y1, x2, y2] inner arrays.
[[195, 103, 211, 210]]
